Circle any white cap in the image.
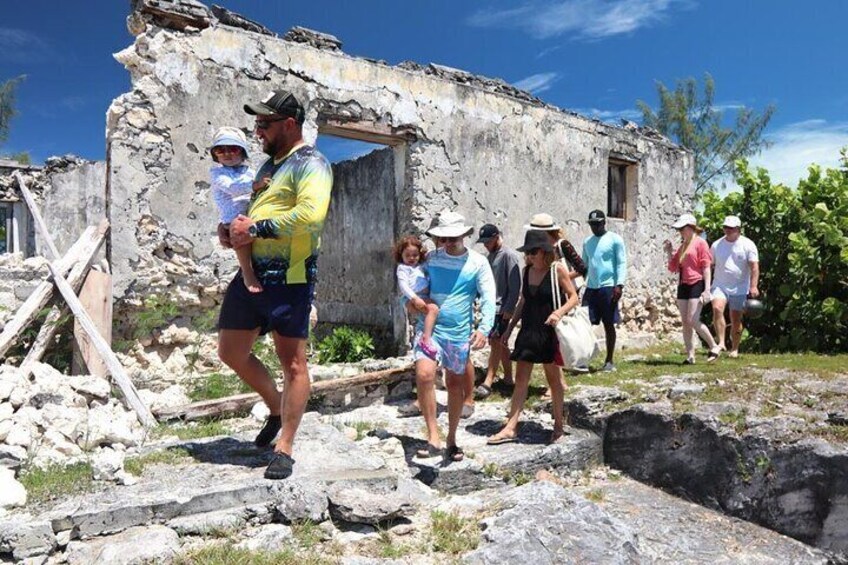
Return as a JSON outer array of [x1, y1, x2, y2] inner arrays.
[[672, 213, 698, 229], [723, 215, 742, 228]]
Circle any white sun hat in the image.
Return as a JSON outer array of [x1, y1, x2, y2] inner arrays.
[[723, 215, 742, 228], [425, 210, 474, 238], [671, 213, 698, 229], [523, 212, 561, 231]]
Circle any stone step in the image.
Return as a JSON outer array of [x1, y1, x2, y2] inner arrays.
[[332, 399, 604, 494]]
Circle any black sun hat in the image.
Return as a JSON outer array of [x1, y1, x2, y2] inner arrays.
[[517, 230, 553, 253]]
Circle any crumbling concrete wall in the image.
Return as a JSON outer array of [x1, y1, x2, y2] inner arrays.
[[42, 160, 107, 257], [107, 0, 694, 347], [317, 147, 402, 353]]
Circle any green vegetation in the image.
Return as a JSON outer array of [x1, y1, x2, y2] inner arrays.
[[316, 326, 375, 364], [345, 420, 387, 441], [429, 510, 480, 555], [172, 544, 310, 565], [124, 447, 192, 476], [585, 488, 606, 503], [128, 295, 181, 340], [1, 75, 29, 162], [718, 409, 748, 435], [637, 73, 774, 193], [252, 336, 281, 375], [150, 420, 231, 441], [290, 520, 323, 550], [188, 372, 252, 401], [376, 529, 416, 559], [18, 461, 95, 504], [700, 151, 848, 352]]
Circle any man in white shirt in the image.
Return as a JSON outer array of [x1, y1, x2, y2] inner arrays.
[[710, 215, 760, 358]]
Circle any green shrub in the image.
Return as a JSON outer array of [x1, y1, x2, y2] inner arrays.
[[130, 295, 180, 340], [316, 326, 375, 364], [700, 149, 848, 352]]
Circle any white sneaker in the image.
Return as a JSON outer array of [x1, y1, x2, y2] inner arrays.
[[602, 362, 616, 372], [572, 365, 590, 374]]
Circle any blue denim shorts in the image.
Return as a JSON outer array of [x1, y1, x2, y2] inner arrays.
[[218, 272, 314, 338], [582, 287, 621, 325]]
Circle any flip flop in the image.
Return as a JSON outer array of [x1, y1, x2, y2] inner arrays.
[[445, 444, 465, 462], [487, 434, 517, 445], [415, 443, 443, 458], [474, 384, 492, 400]]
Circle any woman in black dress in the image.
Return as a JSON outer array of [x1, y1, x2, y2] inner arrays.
[[487, 230, 578, 445]]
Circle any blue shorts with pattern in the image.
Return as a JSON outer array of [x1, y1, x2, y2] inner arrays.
[[413, 333, 470, 375]]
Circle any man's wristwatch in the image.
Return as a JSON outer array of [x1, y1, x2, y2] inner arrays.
[[247, 224, 258, 239]]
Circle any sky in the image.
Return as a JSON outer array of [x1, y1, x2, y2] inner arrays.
[[1, 0, 847, 188]]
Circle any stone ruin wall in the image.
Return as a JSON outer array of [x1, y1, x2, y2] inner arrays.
[[99, 1, 694, 350]]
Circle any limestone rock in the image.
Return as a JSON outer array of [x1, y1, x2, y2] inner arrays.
[[83, 402, 143, 449], [42, 430, 83, 458], [251, 401, 270, 422], [668, 383, 706, 400], [327, 480, 416, 525], [235, 523, 293, 551], [168, 507, 246, 535], [0, 468, 27, 508], [0, 444, 27, 470], [0, 520, 55, 560], [65, 525, 179, 564], [271, 479, 329, 523], [465, 481, 641, 564], [65, 374, 112, 400], [90, 447, 126, 481]]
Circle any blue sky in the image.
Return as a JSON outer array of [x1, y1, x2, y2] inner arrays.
[[2, 0, 846, 186]]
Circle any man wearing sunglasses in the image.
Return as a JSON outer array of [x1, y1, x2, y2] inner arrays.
[[217, 89, 333, 480]]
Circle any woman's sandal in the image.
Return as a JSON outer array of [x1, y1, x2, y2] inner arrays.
[[415, 443, 443, 459], [445, 444, 465, 462], [487, 432, 517, 445]]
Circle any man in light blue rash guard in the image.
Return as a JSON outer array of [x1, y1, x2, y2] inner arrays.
[[582, 209, 627, 372], [413, 211, 496, 463]]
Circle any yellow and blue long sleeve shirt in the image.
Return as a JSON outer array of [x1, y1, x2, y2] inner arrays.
[[248, 144, 333, 285]]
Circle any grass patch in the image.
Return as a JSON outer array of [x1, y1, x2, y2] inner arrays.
[[290, 520, 323, 550], [719, 409, 748, 434], [124, 447, 192, 477], [811, 424, 848, 443], [189, 372, 252, 401], [173, 544, 306, 565], [585, 488, 606, 502], [343, 420, 388, 441], [376, 530, 416, 559], [253, 337, 282, 375], [18, 462, 95, 504], [151, 420, 231, 441], [429, 510, 480, 555]]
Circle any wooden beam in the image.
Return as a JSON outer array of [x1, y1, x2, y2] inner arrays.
[[318, 119, 416, 146], [15, 173, 155, 428], [71, 270, 113, 378], [19, 227, 109, 373], [156, 365, 414, 421], [0, 221, 107, 359]]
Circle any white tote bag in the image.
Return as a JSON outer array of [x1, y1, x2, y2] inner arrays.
[[550, 263, 598, 368]]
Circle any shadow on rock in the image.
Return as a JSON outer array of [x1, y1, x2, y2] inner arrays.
[[178, 437, 275, 468]]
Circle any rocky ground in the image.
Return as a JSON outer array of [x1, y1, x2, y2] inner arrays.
[[2, 342, 847, 563]]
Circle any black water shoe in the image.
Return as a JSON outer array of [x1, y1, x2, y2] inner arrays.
[[254, 415, 281, 448], [264, 452, 295, 480]]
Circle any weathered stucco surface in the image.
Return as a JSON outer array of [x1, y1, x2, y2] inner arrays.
[[107, 1, 694, 348]]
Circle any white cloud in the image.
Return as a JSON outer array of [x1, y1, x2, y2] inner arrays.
[[572, 107, 642, 122], [0, 28, 52, 63], [747, 120, 848, 186], [60, 96, 86, 111], [468, 0, 691, 40], [513, 72, 560, 94]]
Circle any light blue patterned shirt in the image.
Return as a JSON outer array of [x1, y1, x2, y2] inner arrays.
[[422, 248, 496, 342], [582, 232, 628, 289], [210, 164, 255, 224]]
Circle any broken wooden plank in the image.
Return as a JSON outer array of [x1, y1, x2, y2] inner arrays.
[[15, 173, 155, 428], [71, 270, 113, 378], [19, 230, 110, 373], [156, 364, 414, 421], [0, 221, 108, 359]]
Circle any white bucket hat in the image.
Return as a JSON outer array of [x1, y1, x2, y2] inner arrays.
[[523, 213, 561, 231], [426, 210, 474, 238], [671, 213, 698, 229], [210, 126, 249, 162]]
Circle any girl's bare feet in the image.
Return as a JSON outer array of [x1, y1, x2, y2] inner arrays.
[[243, 273, 263, 293]]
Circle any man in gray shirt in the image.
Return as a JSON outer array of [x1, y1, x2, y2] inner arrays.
[[475, 224, 522, 399]]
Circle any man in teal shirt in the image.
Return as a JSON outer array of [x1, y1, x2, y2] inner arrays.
[[582, 210, 627, 372]]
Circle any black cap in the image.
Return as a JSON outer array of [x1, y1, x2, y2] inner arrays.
[[588, 209, 606, 224], [476, 223, 500, 243], [244, 89, 305, 123], [516, 230, 553, 253]]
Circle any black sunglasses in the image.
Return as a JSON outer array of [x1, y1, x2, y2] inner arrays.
[[524, 248, 542, 256], [254, 117, 289, 130]]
